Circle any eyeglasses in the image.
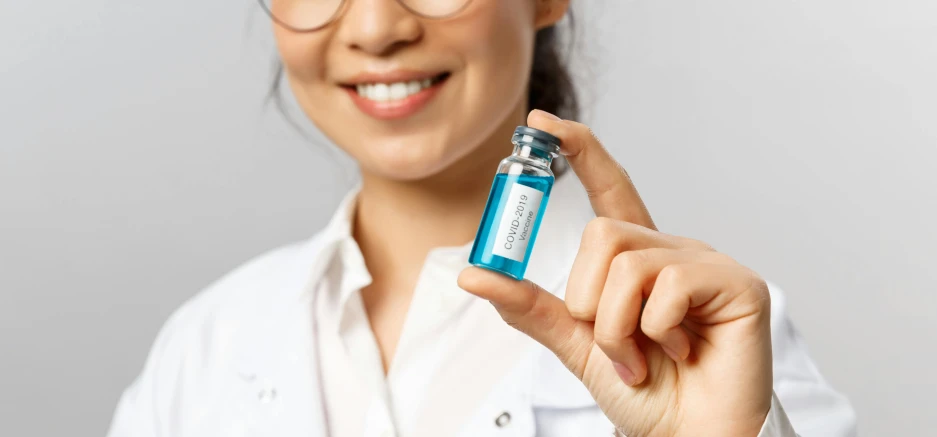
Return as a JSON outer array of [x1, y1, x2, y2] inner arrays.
[[258, 0, 474, 32]]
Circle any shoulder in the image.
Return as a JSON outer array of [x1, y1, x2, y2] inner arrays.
[[123, 232, 330, 391], [109, 234, 332, 433], [160, 232, 329, 347]]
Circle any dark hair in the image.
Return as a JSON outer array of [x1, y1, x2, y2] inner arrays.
[[528, 21, 579, 121], [266, 17, 579, 124]]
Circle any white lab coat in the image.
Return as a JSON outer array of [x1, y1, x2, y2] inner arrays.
[[107, 176, 857, 437]]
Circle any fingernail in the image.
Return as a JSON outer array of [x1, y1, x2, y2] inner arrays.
[[661, 345, 682, 362], [531, 109, 561, 121], [612, 361, 637, 386]]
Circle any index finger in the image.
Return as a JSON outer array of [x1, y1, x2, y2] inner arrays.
[[528, 110, 656, 230]]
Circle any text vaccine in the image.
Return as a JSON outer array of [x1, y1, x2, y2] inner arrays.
[[469, 126, 561, 280]]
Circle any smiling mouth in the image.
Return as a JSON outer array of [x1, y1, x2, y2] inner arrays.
[[344, 72, 450, 103], [342, 72, 451, 120]]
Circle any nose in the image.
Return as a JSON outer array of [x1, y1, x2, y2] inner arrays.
[[337, 0, 423, 56]]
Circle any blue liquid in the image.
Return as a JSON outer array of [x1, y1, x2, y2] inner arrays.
[[469, 173, 554, 280]]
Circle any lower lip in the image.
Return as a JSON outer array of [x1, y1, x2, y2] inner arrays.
[[345, 79, 446, 120]]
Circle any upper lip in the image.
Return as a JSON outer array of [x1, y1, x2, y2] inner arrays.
[[341, 69, 447, 86]]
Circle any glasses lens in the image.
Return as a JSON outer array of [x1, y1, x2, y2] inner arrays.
[[399, 0, 471, 17], [261, 0, 344, 31]]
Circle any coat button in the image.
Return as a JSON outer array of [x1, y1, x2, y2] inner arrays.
[[257, 383, 277, 404], [494, 411, 511, 427]]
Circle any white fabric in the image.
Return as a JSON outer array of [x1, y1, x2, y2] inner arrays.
[[107, 175, 857, 437]]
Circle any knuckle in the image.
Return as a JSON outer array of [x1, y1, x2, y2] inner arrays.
[[568, 308, 597, 322], [586, 126, 603, 144], [593, 328, 627, 350], [639, 317, 667, 339], [522, 281, 546, 313], [565, 296, 598, 320], [657, 264, 691, 289], [503, 317, 522, 331], [569, 120, 597, 138], [707, 251, 737, 265], [681, 237, 715, 252], [610, 250, 652, 274], [742, 268, 771, 306], [582, 217, 620, 246], [737, 273, 771, 317]]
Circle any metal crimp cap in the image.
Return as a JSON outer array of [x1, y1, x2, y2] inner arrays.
[[512, 126, 562, 155]]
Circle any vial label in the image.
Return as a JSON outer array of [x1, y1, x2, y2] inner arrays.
[[491, 182, 545, 263]]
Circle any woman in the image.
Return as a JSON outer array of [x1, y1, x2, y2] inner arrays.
[[109, 0, 857, 436]]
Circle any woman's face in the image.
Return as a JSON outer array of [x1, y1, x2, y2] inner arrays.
[[273, 0, 568, 181]]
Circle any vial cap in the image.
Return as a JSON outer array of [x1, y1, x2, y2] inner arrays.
[[513, 126, 561, 155]]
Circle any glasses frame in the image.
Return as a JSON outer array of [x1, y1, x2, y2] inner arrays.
[[257, 0, 474, 33]]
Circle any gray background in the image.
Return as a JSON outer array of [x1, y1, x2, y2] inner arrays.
[[1, 0, 935, 435]]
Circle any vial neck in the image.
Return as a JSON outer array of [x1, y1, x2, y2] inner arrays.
[[512, 144, 555, 168]]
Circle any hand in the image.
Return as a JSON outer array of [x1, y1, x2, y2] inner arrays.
[[458, 110, 774, 437]]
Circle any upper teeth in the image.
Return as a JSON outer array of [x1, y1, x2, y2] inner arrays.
[[356, 79, 434, 102]]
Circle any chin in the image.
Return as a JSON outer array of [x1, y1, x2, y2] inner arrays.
[[368, 163, 449, 181], [355, 137, 469, 182]]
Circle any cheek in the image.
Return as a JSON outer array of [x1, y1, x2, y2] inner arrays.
[[451, 0, 538, 125], [274, 28, 341, 140], [463, 0, 537, 80], [274, 27, 328, 84]]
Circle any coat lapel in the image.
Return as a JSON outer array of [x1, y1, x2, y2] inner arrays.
[[230, 235, 340, 437]]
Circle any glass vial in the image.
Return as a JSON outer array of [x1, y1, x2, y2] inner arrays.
[[469, 126, 561, 280]]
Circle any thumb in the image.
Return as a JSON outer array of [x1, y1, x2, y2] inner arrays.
[[458, 266, 593, 378]]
